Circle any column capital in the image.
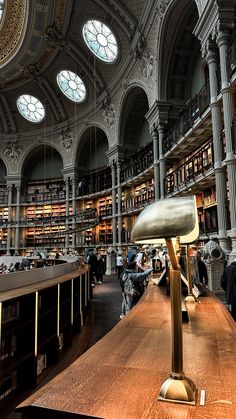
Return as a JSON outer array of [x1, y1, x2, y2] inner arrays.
[[194, 0, 234, 53], [204, 38, 218, 63], [216, 28, 231, 47], [106, 144, 132, 164], [150, 123, 158, 138]]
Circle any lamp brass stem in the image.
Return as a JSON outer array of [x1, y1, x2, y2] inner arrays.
[[158, 238, 197, 404], [170, 266, 183, 375]]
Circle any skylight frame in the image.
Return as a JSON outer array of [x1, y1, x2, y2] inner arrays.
[[16, 94, 45, 123], [82, 19, 118, 63], [56, 70, 86, 103]]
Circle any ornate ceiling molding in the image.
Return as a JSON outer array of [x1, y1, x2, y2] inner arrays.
[[0, 0, 28, 67], [94, 0, 136, 39], [194, 0, 235, 52]]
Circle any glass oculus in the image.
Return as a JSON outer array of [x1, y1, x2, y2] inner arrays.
[[57, 70, 86, 102], [82, 19, 118, 63], [0, 0, 5, 25], [16, 95, 45, 123]]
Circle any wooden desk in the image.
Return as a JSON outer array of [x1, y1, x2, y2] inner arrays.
[[17, 282, 236, 418]]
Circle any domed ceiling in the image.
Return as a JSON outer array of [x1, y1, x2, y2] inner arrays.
[[0, 0, 148, 137]]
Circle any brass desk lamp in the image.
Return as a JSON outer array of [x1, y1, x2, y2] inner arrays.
[[131, 195, 199, 405]]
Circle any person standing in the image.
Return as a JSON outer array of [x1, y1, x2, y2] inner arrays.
[[116, 251, 125, 279], [87, 250, 99, 286], [221, 260, 236, 321], [196, 251, 208, 285], [97, 254, 104, 284], [123, 262, 153, 314], [135, 248, 145, 271]]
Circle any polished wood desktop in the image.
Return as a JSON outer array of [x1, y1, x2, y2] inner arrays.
[[17, 280, 236, 418]]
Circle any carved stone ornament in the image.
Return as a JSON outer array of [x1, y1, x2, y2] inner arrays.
[[195, 0, 207, 16], [142, 50, 154, 78], [43, 24, 64, 48], [134, 34, 145, 59], [0, 0, 27, 66], [4, 141, 22, 159], [60, 130, 73, 150], [103, 104, 116, 127], [159, 0, 171, 15], [203, 240, 224, 262]]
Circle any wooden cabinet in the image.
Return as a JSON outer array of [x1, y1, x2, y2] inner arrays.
[[0, 270, 89, 402]]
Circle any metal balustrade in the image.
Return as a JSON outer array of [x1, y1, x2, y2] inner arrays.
[[165, 139, 214, 194], [227, 37, 236, 78], [120, 142, 153, 183], [164, 82, 210, 153]]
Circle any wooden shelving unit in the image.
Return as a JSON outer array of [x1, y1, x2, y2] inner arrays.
[[98, 196, 112, 216], [26, 180, 67, 204], [0, 207, 8, 224], [0, 269, 89, 402]]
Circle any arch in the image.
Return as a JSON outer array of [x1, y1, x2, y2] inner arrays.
[[0, 155, 10, 176], [157, 0, 200, 102], [76, 126, 109, 173], [21, 144, 64, 181], [0, 158, 7, 180], [118, 84, 150, 150]]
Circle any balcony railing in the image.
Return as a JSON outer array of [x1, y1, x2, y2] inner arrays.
[[120, 142, 153, 183], [227, 37, 236, 78], [165, 139, 214, 194], [164, 82, 210, 153], [80, 166, 112, 196]]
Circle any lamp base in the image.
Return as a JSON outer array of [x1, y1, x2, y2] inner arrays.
[[185, 294, 196, 303], [158, 375, 197, 405]]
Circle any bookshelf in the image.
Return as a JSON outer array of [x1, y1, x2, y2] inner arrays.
[[133, 180, 154, 209], [203, 186, 216, 208], [98, 196, 112, 216], [97, 221, 112, 244], [0, 208, 8, 224], [0, 186, 8, 206], [26, 180, 67, 204], [0, 269, 89, 402]]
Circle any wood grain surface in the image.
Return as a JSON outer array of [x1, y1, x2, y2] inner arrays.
[[17, 282, 236, 419]]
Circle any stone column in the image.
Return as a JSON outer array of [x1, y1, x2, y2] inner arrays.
[[6, 184, 13, 255], [217, 30, 236, 257], [14, 184, 21, 254], [151, 125, 159, 201], [158, 123, 166, 198], [65, 178, 70, 252], [206, 40, 230, 253], [111, 161, 117, 246], [117, 160, 122, 251], [71, 177, 77, 252]]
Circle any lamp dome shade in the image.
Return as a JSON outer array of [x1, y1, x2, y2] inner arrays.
[[131, 196, 198, 243]]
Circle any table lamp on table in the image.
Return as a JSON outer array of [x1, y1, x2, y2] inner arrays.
[[131, 195, 199, 405]]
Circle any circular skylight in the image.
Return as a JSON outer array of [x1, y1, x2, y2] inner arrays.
[[16, 95, 45, 123], [57, 70, 86, 102], [82, 20, 118, 63]]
